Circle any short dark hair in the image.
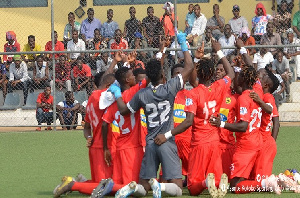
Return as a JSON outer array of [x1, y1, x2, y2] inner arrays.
[[65, 91, 73, 99], [87, 8, 94, 13], [94, 28, 100, 33], [194, 4, 200, 9], [76, 56, 84, 62], [68, 12, 75, 17], [265, 65, 280, 93], [147, 6, 154, 12], [146, 59, 162, 83], [107, 9, 113, 13], [36, 55, 44, 60], [94, 72, 105, 87], [28, 35, 35, 40], [133, 68, 146, 77], [115, 67, 130, 86], [171, 64, 184, 77]]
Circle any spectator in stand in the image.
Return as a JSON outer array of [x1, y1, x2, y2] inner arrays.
[[170, 38, 191, 64], [72, 57, 92, 95], [142, 6, 164, 48], [8, 55, 31, 105], [80, 8, 101, 42], [206, 4, 225, 40], [3, 31, 20, 65], [229, 5, 248, 36], [133, 68, 146, 84], [96, 52, 113, 73], [268, 64, 286, 107], [253, 41, 274, 70], [274, 0, 292, 39], [50, 55, 71, 91], [63, 12, 81, 46], [184, 4, 195, 35], [101, 9, 119, 41], [86, 28, 105, 70], [36, 86, 53, 131], [292, 3, 300, 38], [239, 27, 256, 56], [199, 27, 213, 56], [160, 2, 177, 39], [218, 24, 236, 58], [44, 31, 64, 69], [272, 51, 292, 102], [22, 35, 41, 69], [124, 6, 142, 44], [187, 4, 207, 47], [130, 32, 150, 63], [283, 28, 300, 81], [125, 51, 145, 70], [57, 91, 80, 130], [67, 29, 85, 65], [110, 29, 128, 56], [0, 58, 7, 99], [31, 55, 49, 91], [252, 3, 273, 44], [260, 22, 282, 55], [272, 0, 294, 13]]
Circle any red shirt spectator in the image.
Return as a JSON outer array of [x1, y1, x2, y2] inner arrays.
[[160, 13, 177, 37], [55, 61, 71, 82], [3, 31, 20, 63], [239, 27, 256, 55], [110, 38, 128, 50], [45, 31, 65, 59], [73, 63, 92, 78], [36, 92, 53, 112]]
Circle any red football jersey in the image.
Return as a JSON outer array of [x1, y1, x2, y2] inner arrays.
[[85, 89, 110, 148], [102, 80, 146, 150], [185, 76, 231, 147], [236, 90, 262, 150], [260, 93, 279, 141]]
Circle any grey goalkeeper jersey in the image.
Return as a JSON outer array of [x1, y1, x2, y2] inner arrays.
[[127, 74, 184, 142]]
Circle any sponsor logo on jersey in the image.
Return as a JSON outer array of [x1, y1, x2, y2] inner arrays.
[[219, 108, 229, 122], [186, 98, 193, 106], [226, 97, 231, 104], [240, 107, 248, 115], [223, 77, 229, 84], [173, 103, 186, 123], [140, 109, 147, 127], [111, 120, 120, 133]]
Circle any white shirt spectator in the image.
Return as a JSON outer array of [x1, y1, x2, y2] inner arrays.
[[67, 39, 86, 59], [229, 16, 248, 35], [34, 61, 47, 79], [218, 34, 236, 56], [284, 37, 300, 54], [191, 14, 207, 36], [170, 41, 191, 59], [272, 56, 289, 74], [9, 61, 31, 82], [253, 51, 274, 70]]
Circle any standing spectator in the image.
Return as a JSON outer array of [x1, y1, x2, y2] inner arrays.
[[142, 6, 164, 48], [187, 4, 207, 47], [124, 6, 142, 44], [80, 8, 101, 42], [274, 0, 292, 38], [239, 27, 256, 55], [50, 55, 71, 91], [44, 31, 65, 68], [206, 4, 225, 40], [252, 3, 273, 44], [67, 29, 85, 65], [292, 3, 300, 38], [130, 32, 149, 63], [283, 28, 300, 81], [57, 91, 80, 130], [272, 0, 294, 13], [160, 2, 177, 39], [31, 55, 49, 91], [96, 52, 114, 73], [260, 22, 282, 55], [22, 35, 41, 69], [110, 29, 128, 56], [36, 86, 53, 131], [229, 5, 248, 36], [63, 12, 81, 45], [0, 58, 8, 99], [252, 42, 274, 70], [3, 31, 20, 65], [184, 4, 195, 35], [8, 55, 31, 105], [73, 57, 92, 95], [218, 24, 236, 57], [101, 9, 119, 41]]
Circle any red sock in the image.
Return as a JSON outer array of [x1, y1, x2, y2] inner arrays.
[[234, 180, 261, 194], [111, 184, 126, 194], [188, 180, 206, 196], [71, 182, 98, 195]]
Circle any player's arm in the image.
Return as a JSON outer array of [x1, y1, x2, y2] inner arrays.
[[210, 115, 248, 132], [189, 42, 205, 88], [236, 38, 253, 67], [83, 122, 93, 147], [272, 116, 280, 141], [249, 92, 272, 114], [214, 40, 234, 80], [102, 121, 112, 166]]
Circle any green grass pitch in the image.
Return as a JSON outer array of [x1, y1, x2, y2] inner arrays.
[[1, 126, 300, 197]]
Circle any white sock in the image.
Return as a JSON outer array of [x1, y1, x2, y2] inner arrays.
[[261, 179, 266, 188], [161, 183, 166, 191], [162, 183, 182, 196]]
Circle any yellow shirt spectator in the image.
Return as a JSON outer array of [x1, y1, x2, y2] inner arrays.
[[23, 43, 41, 61]]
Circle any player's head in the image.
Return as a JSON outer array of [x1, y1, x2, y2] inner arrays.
[[146, 59, 164, 85], [238, 65, 257, 89], [215, 63, 226, 80], [196, 58, 215, 83], [65, 91, 74, 103], [262, 66, 280, 94], [171, 64, 184, 78], [133, 68, 146, 83], [115, 67, 136, 87], [102, 74, 116, 88], [94, 72, 105, 88]]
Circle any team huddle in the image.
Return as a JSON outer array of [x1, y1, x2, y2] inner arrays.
[[53, 32, 299, 198]]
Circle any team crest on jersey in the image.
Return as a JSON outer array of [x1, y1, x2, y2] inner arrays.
[[240, 107, 248, 115], [223, 77, 229, 84], [186, 98, 193, 106], [226, 97, 231, 104], [208, 88, 212, 92], [153, 89, 157, 93]]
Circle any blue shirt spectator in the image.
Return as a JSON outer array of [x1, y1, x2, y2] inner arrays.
[[185, 4, 196, 34], [80, 8, 101, 41], [101, 9, 119, 39]]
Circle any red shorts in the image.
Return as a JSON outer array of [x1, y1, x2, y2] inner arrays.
[[112, 146, 144, 185], [175, 138, 191, 176], [219, 142, 235, 180], [89, 147, 113, 183], [187, 141, 222, 195]]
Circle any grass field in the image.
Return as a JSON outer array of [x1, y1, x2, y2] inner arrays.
[[1, 126, 300, 198]]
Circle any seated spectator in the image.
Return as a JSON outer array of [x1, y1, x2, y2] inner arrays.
[[272, 51, 292, 102], [101, 9, 119, 41], [110, 29, 128, 56], [229, 5, 248, 36], [184, 4, 195, 35], [7, 55, 31, 105], [133, 68, 146, 84], [292, 3, 300, 38], [45, 31, 65, 69], [199, 27, 213, 56], [142, 6, 164, 48], [72, 57, 92, 95], [272, 0, 294, 14], [124, 6, 142, 44], [283, 28, 300, 81], [3, 31, 20, 65], [239, 27, 256, 55], [252, 3, 273, 44], [31, 55, 49, 91], [0, 57, 7, 99], [267, 64, 286, 107], [63, 12, 81, 45], [67, 29, 85, 65], [274, 0, 292, 39], [218, 24, 236, 58], [50, 55, 71, 91], [36, 86, 53, 131], [187, 4, 207, 46], [130, 32, 150, 63], [206, 4, 225, 40], [96, 52, 113, 73], [80, 8, 102, 42], [22, 35, 41, 69], [160, 2, 177, 39], [253, 43, 274, 70], [260, 22, 282, 55], [57, 91, 80, 130]]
